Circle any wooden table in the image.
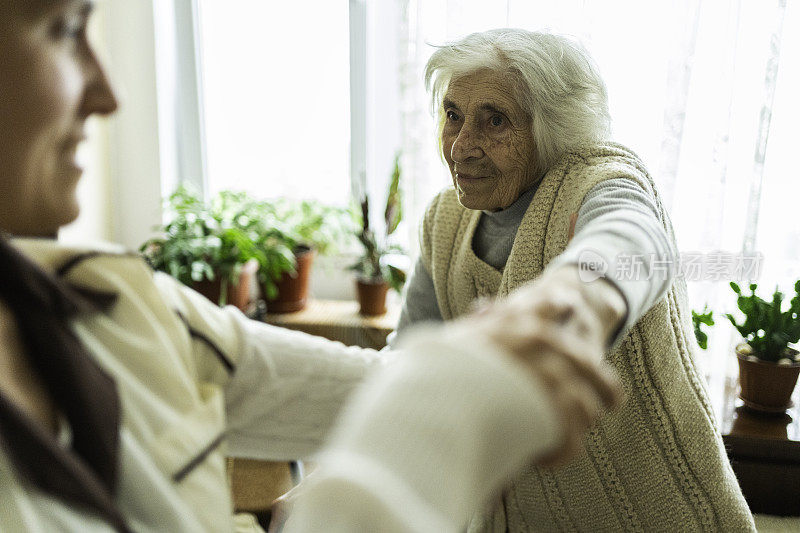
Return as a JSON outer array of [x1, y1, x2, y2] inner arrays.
[[719, 376, 800, 516]]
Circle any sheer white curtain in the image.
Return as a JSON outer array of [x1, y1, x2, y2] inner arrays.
[[400, 0, 799, 406]]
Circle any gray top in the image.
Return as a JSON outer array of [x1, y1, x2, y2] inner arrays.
[[391, 177, 677, 347]]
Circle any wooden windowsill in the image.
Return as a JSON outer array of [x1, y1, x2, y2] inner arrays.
[[263, 298, 400, 350]]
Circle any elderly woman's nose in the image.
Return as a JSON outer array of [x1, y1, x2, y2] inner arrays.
[[450, 125, 484, 162]]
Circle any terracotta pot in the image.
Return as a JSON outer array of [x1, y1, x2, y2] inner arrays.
[[736, 344, 800, 413], [355, 278, 389, 316], [193, 259, 259, 312], [264, 246, 316, 314]]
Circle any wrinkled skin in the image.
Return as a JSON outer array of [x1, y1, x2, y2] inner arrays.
[[441, 69, 539, 211], [439, 69, 629, 465]]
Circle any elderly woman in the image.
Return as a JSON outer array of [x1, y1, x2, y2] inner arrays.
[[0, 3, 621, 532], [395, 29, 755, 532]]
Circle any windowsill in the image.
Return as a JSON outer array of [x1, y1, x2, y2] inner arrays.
[[264, 298, 400, 351]]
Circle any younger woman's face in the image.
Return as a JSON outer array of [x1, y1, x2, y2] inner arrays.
[[0, 0, 118, 237]]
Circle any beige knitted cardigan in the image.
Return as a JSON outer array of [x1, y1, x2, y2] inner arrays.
[[419, 143, 755, 532]]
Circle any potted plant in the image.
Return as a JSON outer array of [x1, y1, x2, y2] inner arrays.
[[725, 281, 800, 413], [249, 221, 298, 312], [140, 186, 264, 311], [252, 198, 354, 313], [350, 154, 406, 316]]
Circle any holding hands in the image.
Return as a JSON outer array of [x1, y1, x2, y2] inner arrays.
[[462, 264, 627, 465], [269, 265, 626, 532]]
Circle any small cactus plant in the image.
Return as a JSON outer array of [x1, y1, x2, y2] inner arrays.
[[725, 281, 800, 363]]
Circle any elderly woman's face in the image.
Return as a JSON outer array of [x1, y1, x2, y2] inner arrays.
[[0, 0, 117, 237], [441, 69, 538, 211]]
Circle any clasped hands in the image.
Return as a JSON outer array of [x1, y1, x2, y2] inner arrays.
[[460, 264, 627, 466], [267, 265, 626, 532]]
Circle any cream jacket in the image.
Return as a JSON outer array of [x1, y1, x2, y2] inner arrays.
[[0, 238, 378, 532]]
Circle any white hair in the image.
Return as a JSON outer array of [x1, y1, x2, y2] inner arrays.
[[425, 29, 611, 175]]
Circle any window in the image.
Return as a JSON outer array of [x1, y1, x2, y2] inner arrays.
[[196, 0, 352, 204]]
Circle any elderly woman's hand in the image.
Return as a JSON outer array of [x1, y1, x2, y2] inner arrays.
[[505, 264, 628, 351], [465, 264, 626, 466]]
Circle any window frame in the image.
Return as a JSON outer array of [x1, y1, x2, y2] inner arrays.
[[165, 0, 380, 208]]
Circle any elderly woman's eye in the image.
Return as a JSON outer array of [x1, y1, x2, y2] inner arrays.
[[490, 115, 505, 127]]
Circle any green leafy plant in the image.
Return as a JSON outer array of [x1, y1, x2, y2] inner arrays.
[[250, 224, 297, 301], [141, 186, 358, 303], [692, 305, 715, 350], [250, 198, 355, 256], [350, 153, 407, 293], [244, 197, 355, 299], [725, 281, 800, 363], [140, 186, 270, 305]]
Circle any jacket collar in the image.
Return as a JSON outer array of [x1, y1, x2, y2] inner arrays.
[[0, 236, 130, 532]]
